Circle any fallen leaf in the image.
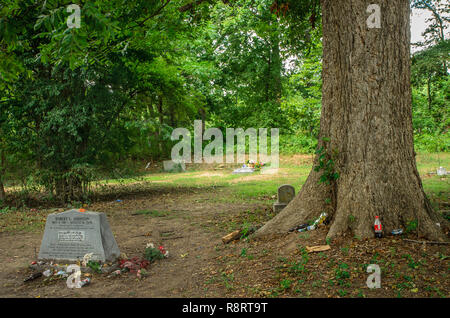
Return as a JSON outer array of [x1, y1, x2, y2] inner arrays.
[[306, 245, 331, 253]]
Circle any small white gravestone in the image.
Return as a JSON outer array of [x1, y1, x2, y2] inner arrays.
[[273, 185, 295, 213], [232, 165, 255, 174], [163, 160, 186, 172], [38, 209, 120, 262], [437, 166, 447, 176]]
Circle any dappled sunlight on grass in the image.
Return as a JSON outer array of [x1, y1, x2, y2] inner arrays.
[[92, 153, 448, 202]]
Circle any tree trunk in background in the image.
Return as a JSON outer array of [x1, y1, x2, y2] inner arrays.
[[265, 52, 271, 102], [256, 0, 446, 241], [270, 29, 282, 103], [0, 148, 6, 201], [0, 182, 5, 201], [427, 75, 432, 111], [265, 19, 282, 104], [199, 107, 206, 132], [157, 95, 164, 156]]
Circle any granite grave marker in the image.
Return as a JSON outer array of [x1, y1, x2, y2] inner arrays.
[[38, 209, 120, 262]]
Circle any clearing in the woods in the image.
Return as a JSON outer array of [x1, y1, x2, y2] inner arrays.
[[0, 153, 448, 298]]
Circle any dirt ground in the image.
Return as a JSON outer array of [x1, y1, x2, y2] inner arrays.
[[0, 185, 448, 298]]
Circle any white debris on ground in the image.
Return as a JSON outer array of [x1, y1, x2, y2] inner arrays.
[[232, 164, 255, 174]]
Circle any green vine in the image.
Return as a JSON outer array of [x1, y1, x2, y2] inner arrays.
[[314, 137, 339, 185]]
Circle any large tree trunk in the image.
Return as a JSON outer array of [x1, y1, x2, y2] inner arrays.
[[256, 0, 446, 241]]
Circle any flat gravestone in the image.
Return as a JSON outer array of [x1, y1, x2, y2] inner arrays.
[[232, 166, 255, 174], [38, 209, 120, 262], [273, 185, 295, 213]]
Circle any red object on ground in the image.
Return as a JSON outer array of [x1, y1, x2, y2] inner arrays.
[[374, 216, 382, 238]]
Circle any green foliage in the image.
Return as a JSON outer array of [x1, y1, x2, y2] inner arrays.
[[411, 34, 449, 152], [335, 263, 351, 287], [405, 220, 419, 233], [144, 246, 165, 263], [280, 134, 317, 154], [414, 133, 449, 153], [411, 0, 449, 47], [287, 246, 309, 276], [87, 260, 102, 274], [0, 0, 211, 202], [402, 254, 422, 269], [313, 139, 339, 185], [279, 278, 292, 291], [240, 222, 254, 240]]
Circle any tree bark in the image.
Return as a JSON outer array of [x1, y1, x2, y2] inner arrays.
[[0, 181, 5, 201], [256, 0, 447, 241], [271, 28, 282, 103], [0, 147, 6, 201], [427, 74, 432, 111], [265, 20, 282, 104], [157, 95, 164, 156]]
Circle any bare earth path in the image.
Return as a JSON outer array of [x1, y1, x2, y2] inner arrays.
[[0, 187, 270, 297]]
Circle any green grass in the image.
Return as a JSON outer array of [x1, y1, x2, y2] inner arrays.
[[0, 207, 48, 232], [133, 209, 171, 217], [93, 152, 448, 203], [415, 153, 450, 173]]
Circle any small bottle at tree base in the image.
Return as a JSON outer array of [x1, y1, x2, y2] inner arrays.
[[374, 216, 382, 238]]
